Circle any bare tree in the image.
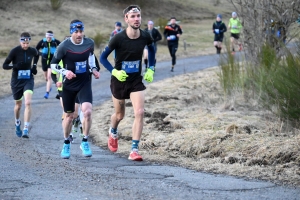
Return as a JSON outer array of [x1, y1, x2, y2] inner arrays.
[[228, 0, 300, 62]]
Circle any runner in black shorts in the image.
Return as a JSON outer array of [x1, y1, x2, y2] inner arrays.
[[212, 14, 227, 54], [51, 19, 100, 159], [36, 31, 61, 99], [100, 5, 155, 161], [2, 32, 39, 138]]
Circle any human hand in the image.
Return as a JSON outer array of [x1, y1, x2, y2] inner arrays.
[[31, 64, 37, 75], [112, 69, 128, 82], [65, 70, 76, 80], [92, 70, 100, 79], [56, 82, 62, 88], [143, 68, 154, 83]]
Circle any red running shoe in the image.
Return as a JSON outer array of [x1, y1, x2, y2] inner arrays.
[[108, 133, 118, 152], [128, 150, 143, 161]]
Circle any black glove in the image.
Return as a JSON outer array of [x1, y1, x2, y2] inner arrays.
[[31, 64, 37, 75], [15, 61, 28, 70]]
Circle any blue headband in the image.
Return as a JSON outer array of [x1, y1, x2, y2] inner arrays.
[[20, 37, 31, 42], [70, 22, 84, 34]]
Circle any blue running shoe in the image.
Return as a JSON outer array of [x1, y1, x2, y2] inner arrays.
[[80, 141, 92, 157], [61, 143, 71, 159], [44, 92, 49, 99], [22, 129, 29, 138], [15, 122, 22, 137]]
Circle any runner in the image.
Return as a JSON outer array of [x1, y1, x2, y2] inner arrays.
[[212, 14, 227, 54], [228, 12, 242, 54], [51, 19, 100, 159], [2, 32, 39, 138], [143, 20, 162, 71], [36, 30, 61, 99], [164, 17, 183, 72], [110, 22, 123, 59], [100, 5, 155, 161]]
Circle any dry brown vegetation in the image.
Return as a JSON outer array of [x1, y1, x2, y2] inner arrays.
[[91, 67, 300, 186]]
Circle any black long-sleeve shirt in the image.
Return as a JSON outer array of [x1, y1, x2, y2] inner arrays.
[[164, 24, 183, 43], [212, 21, 227, 37]]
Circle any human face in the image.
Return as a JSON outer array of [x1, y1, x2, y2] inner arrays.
[[46, 37, 52, 42], [216, 17, 221, 22], [20, 41, 30, 50], [125, 12, 141, 30], [71, 30, 84, 44], [116, 25, 121, 31], [148, 23, 153, 30], [170, 19, 176, 26]]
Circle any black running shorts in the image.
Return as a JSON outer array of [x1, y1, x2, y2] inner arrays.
[[62, 82, 92, 113], [214, 35, 224, 42], [110, 76, 146, 100], [11, 79, 34, 100], [231, 33, 240, 40], [41, 58, 51, 72]]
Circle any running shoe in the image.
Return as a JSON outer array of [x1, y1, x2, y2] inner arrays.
[[22, 129, 29, 138], [108, 128, 118, 152], [128, 150, 143, 161], [170, 68, 174, 72], [61, 143, 71, 159], [44, 92, 49, 99], [80, 141, 92, 157], [15, 122, 22, 137]]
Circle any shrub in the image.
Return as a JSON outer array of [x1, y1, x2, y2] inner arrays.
[[50, 0, 63, 10], [92, 32, 107, 49]]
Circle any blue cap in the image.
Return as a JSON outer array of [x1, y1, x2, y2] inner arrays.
[[217, 14, 222, 19], [115, 22, 122, 27]]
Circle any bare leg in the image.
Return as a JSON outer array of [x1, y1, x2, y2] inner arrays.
[[23, 91, 33, 124], [46, 68, 52, 92], [81, 102, 92, 136], [111, 96, 125, 129], [130, 91, 145, 140]]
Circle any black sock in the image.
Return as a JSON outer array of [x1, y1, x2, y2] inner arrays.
[[82, 138, 88, 142], [64, 140, 70, 144]]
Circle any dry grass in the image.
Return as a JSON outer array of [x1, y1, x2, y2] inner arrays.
[[91, 67, 300, 186]]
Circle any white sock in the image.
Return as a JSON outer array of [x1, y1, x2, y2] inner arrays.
[[15, 119, 20, 125], [24, 122, 30, 130]]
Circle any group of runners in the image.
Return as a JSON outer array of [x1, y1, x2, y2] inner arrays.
[[2, 4, 243, 161], [212, 12, 243, 54]]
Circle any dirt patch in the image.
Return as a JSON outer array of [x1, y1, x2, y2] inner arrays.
[[91, 67, 300, 187]]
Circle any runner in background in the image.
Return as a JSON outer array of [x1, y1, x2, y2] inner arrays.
[[2, 32, 39, 138], [143, 20, 162, 71], [36, 31, 61, 99]]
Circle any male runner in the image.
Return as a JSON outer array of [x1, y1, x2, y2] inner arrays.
[[51, 20, 100, 159], [228, 12, 242, 54], [164, 17, 182, 72], [212, 14, 227, 54], [2, 32, 39, 138], [100, 5, 155, 161], [143, 20, 162, 71], [36, 30, 61, 99]]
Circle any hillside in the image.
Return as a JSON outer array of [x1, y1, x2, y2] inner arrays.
[[0, 0, 233, 56]]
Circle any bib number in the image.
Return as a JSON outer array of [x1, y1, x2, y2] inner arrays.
[[18, 70, 30, 79], [75, 61, 87, 74], [121, 61, 140, 73]]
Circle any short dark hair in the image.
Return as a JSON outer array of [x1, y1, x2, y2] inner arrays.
[[46, 30, 53, 34], [170, 17, 176, 20], [70, 19, 82, 25], [123, 5, 141, 15], [20, 32, 31, 38]]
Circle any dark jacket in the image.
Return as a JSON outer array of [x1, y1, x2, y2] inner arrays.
[[36, 38, 61, 60], [212, 21, 227, 37], [164, 24, 183, 42], [144, 28, 162, 43]]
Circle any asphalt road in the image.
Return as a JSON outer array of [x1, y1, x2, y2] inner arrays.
[[1, 53, 300, 200]]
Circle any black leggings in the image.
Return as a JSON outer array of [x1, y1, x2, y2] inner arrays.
[[168, 42, 178, 65]]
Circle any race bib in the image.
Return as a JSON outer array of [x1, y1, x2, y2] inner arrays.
[[121, 61, 140, 73], [17, 70, 31, 79], [75, 61, 87, 74], [215, 29, 220, 34]]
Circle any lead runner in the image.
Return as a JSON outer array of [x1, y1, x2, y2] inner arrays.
[[100, 5, 155, 161]]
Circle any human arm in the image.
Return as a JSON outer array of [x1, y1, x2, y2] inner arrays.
[[88, 53, 100, 79], [177, 25, 183, 38], [154, 29, 162, 42]]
